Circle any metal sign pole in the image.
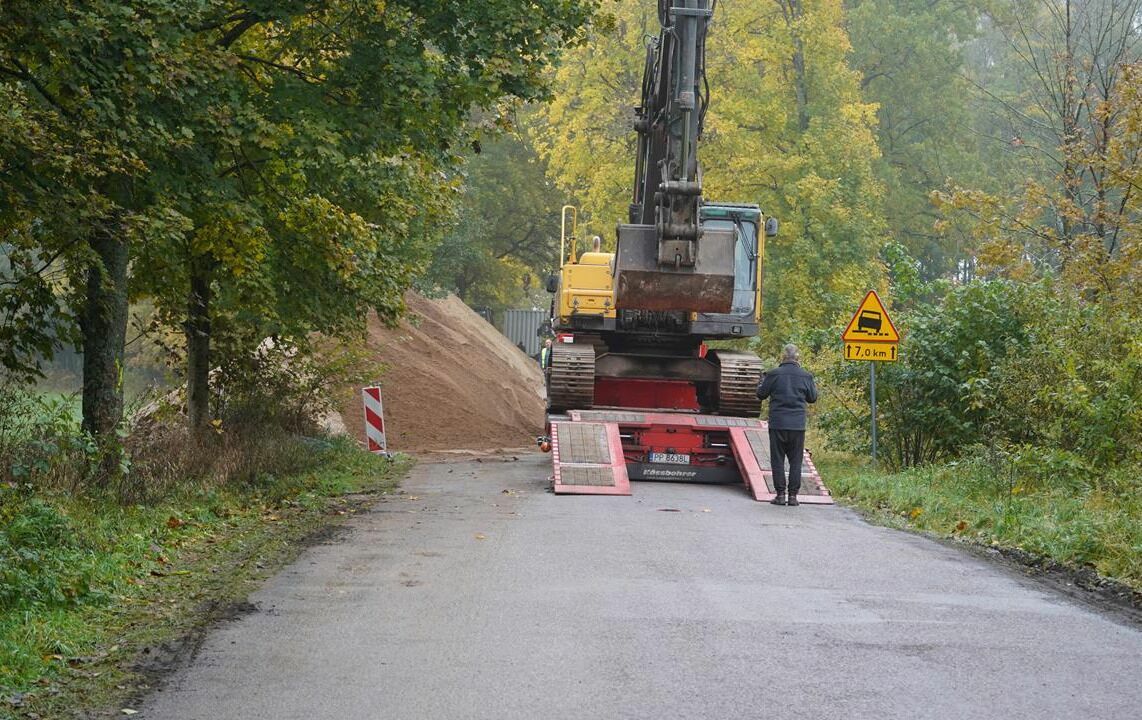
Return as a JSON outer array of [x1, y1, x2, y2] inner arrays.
[[870, 362, 878, 464]]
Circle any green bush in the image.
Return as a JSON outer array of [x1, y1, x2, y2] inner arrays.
[[0, 385, 93, 488], [820, 279, 1042, 467], [0, 494, 103, 611], [819, 275, 1141, 474]]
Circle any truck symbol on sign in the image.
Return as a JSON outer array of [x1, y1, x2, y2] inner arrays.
[[857, 310, 882, 334]]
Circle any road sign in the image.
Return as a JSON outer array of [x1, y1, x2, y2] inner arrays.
[[841, 290, 901, 465], [844, 342, 898, 362], [841, 290, 899, 343]]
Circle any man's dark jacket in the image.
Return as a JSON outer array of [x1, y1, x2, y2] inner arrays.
[[756, 362, 818, 430]]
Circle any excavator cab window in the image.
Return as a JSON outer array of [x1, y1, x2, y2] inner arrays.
[[704, 217, 757, 314]]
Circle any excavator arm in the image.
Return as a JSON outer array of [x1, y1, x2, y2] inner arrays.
[[614, 0, 736, 313], [630, 0, 711, 232]]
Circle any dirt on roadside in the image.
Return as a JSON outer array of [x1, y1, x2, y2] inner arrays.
[[338, 292, 546, 453]]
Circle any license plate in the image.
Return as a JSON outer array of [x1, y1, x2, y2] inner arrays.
[[649, 452, 690, 465]]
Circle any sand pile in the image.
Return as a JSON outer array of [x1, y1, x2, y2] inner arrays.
[[339, 292, 546, 453]]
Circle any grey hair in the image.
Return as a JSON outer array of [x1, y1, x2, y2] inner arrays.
[[780, 343, 800, 363]]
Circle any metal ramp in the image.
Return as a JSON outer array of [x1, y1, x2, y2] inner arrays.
[[728, 425, 833, 504], [550, 421, 631, 495]]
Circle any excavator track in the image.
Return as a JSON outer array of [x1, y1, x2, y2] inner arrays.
[[713, 350, 764, 417], [547, 343, 596, 412]]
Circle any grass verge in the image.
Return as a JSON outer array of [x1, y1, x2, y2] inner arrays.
[[1, 436, 411, 719], [816, 450, 1142, 595]]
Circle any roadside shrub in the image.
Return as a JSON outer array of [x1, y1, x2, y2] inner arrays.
[[820, 279, 1041, 468], [0, 493, 102, 611], [820, 275, 1142, 475], [0, 383, 93, 489], [993, 294, 1142, 469]]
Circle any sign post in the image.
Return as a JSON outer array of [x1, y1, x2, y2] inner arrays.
[[841, 290, 899, 463], [870, 363, 877, 461]]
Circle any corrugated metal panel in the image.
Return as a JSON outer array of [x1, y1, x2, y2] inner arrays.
[[502, 309, 547, 357]]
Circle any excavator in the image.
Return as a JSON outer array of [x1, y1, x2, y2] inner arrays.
[[539, 0, 831, 503]]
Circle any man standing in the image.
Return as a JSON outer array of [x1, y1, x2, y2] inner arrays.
[[756, 344, 818, 506], [539, 338, 553, 370]]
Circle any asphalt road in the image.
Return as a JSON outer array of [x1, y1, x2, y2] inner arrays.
[[141, 454, 1142, 720]]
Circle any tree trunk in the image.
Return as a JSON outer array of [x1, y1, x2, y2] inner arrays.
[[785, 0, 810, 133], [80, 218, 129, 486], [186, 255, 213, 435]]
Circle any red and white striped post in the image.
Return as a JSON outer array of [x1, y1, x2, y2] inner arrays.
[[361, 386, 388, 454]]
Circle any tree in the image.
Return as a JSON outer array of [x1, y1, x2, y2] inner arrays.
[[1, 0, 601, 482], [940, 0, 1142, 294], [846, 0, 989, 280], [426, 127, 567, 311], [1, 0, 211, 479]]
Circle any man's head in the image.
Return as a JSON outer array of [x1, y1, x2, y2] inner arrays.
[[544, 338, 553, 348], [780, 343, 800, 364]]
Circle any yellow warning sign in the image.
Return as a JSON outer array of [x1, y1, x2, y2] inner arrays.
[[841, 290, 899, 343]]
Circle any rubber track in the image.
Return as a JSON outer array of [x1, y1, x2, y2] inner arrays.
[[547, 343, 596, 412], [714, 350, 764, 417]]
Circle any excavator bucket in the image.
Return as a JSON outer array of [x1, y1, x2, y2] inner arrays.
[[613, 224, 736, 313]]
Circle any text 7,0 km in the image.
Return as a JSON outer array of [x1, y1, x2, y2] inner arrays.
[[844, 342, 898, 362]]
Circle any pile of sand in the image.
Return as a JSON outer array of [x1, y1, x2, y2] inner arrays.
[[339, 292, 545, 453]]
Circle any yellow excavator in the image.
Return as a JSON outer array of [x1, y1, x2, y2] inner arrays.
[[545, 198, 773, 417], [541, 0, 780, 418], [537, 1, 835, 504]]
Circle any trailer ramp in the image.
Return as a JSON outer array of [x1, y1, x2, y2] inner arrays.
[[728, 426, 833, 504], [550, 421, 631, 495]]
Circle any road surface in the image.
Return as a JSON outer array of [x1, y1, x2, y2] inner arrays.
[[142, 454, 1142, 719]]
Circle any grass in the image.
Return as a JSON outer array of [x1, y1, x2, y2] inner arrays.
[[816, 448, 1142, 591], [0, 436, 410, 718]]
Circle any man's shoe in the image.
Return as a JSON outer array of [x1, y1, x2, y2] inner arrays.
[[770, 493, 786, 506], [786, 494, 800, 507]]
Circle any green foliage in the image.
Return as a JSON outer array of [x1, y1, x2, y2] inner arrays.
[[847, 0, 988, 279], [992, 290, 1142, 469], [822, 271, 1141, 475], [423, 129, 566, 311], [0, 436, 405, 693], [822, 279, 1040, 467], [821, 449, 1142, 588], [0, 387, 92, 488], [1, 0, 601, 468]]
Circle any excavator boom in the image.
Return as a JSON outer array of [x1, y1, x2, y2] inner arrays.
[[614, 0, 736, 313]]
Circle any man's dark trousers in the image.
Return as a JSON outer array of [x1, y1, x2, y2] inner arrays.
[[769, 429, 805, 495]]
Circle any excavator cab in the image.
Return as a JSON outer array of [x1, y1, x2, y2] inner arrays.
[[690, 203, 765, 338]]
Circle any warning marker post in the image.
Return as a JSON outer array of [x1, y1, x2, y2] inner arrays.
[[362, 385, 390, 456]]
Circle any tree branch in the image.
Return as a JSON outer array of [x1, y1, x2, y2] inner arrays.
[[0, 58, 76, 119]]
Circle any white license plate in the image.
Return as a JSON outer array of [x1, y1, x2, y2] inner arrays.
[[649, 452, 690, 465]]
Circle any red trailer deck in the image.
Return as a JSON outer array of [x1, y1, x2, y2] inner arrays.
[[548, 410, 832, 503]]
